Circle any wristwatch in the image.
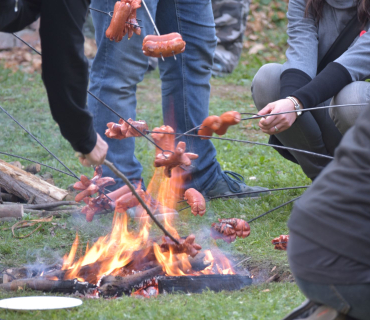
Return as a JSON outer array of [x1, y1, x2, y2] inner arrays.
[[286, 96, 302, 117]]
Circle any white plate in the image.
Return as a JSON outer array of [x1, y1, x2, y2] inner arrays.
[[0, 296, 83, 310]]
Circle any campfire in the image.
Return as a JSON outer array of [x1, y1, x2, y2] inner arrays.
[[1, 166, 251, 297], [0, 116, 255, 297]]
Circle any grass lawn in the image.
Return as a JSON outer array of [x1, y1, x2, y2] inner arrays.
[[0, 1, 310, 318]]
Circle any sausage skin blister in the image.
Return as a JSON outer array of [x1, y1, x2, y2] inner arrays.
[[142, 32, 186, 58]]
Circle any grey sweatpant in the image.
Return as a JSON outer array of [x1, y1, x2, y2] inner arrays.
[[251, 63, 370, 179]]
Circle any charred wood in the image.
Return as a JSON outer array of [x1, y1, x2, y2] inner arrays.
[[0, 278, 96, 294], [158, 274, 252, 294], [99, 253, 209, 297]]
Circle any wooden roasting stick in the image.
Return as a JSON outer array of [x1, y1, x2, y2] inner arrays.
[[103, 160, 180, 245]]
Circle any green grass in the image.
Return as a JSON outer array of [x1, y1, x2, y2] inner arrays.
[[0, 1, 310, 318]]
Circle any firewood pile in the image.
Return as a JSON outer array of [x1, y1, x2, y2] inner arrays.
[[0, 159, 80, 220]]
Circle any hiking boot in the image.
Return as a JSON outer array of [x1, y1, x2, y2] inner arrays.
[[204, 170, 270, 199], [283, 300, 346, 320]]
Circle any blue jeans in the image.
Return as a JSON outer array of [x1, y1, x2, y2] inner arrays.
[[88, 0, 221, 191], [295, 277, 370, 320]]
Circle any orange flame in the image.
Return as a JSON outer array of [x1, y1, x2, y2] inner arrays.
[[61, 168, 235, 285]]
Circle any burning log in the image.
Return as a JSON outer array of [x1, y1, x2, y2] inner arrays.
[[158, 274, 252, 294], [184, 188, 206, 216], [0, 204, 23, 219], [154, 141, 198, 178], [105, 118, 148, 140], [160, 235, 202, 258], [0, 159, 68, 203], [99, 253, 209, 297], [272, 235, 289, 250], [211, 218, 251, 243], [0, 278, 96, 294]]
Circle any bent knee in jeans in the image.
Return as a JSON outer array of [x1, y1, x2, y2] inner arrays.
[[330, 81, 370, 135], [251, 63, 282, 111]]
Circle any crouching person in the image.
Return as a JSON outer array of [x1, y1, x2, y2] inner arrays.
[[282, 103, 370, 320], [251, 0, 370, 181]]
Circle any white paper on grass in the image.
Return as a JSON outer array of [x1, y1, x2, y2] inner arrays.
[[0, 296, 83, 310]]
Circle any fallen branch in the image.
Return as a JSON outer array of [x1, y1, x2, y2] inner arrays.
[[11, 216, 53, 239], [0, 278, 96, 294]]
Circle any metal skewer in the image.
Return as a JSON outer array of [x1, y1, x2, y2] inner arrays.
[[141, 0, 160, 36], [240, 103, 368, 121], [89, 7, 142, 28]]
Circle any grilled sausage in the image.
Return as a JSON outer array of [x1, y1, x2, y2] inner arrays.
[[105, 2, 131, 42], [142, 33, 186, 58], [198, 115, 222, 139], [215, 111, 241, 135], [184, 188, 206, 216]]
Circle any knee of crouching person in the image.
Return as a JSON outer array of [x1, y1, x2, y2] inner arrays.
[[251, 63, 282, 111]]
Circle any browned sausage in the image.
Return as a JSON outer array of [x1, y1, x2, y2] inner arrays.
[[151, 125, 175, 156], [105, 118, 148, 139], [184, 188, 206, 216], [143, 32, 182, 45], [142, 33, 186, 58], [198, 115, 222, 139], [115, 190, 146, 213], [215, 111, 241, 135], [154, 141, 198, 178], [105, 2, 131, 42]]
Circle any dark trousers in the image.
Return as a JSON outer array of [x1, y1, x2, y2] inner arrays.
[[295, 277, 370, 320], [0, 0, 97, 153]]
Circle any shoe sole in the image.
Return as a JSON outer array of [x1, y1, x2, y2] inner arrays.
[[282, 300, 318, 320]]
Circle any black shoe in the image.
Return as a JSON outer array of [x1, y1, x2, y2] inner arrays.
[[203, 171, 270, 199], [283, 300, 346, 320]]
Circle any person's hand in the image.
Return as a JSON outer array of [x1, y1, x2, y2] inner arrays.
[[78, 134, 108, 167], [258, 99, 299, 135]]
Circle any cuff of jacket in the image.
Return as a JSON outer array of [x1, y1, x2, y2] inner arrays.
[[292, 62, 352, 109], [280, 68, 312, 100], [68, 123, 97, 155]]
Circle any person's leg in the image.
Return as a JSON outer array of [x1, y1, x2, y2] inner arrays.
[[0, 0, 40, 32], [294, 277, 370, 320], [252, 63, 338, 180], [329, 81, 370, 135], [87, 0, 159, 189], [212, 0, 251, 75], [156, 0, 221, 192]]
